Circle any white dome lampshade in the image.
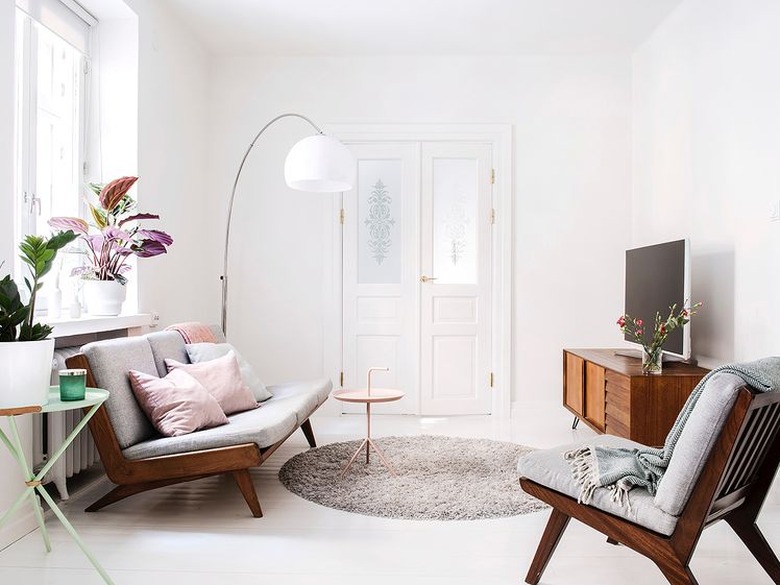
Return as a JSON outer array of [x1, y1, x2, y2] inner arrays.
[[284, 134, 356, 192]]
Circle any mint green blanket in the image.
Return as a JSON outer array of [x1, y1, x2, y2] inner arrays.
[[565, 357, 780, 508]]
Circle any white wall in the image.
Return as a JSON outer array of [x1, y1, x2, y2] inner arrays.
[[206, 55, 632, 405], [122, 0, 214, 326], [632, 0, 780, 366]]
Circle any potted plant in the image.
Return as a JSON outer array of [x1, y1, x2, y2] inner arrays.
[[0, 231, 77, 407], [49, 176, 173, 316]]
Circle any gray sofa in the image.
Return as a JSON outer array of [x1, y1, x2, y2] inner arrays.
[[67, 327, 331, 517]]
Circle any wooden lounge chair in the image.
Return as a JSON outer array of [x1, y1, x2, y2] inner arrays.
[[518, 377, 780, 585]]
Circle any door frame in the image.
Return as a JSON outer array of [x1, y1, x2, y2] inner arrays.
[[322, 124, 513, 419]]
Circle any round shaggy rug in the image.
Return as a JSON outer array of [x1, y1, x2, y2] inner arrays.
[[278, 435, 548, 520]]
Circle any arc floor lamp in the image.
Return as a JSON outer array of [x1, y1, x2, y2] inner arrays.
[[221, 113, 355, 335]]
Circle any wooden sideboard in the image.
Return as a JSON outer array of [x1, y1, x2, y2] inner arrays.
[[563, 348, 709, 446]]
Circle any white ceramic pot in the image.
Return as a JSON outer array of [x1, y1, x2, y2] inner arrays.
[[0, 338, 55, 407], [84, 280, 127, 316]]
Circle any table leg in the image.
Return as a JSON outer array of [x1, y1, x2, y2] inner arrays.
[[4, 417, 51, 551], [35, 486, 115, 585], [340, 438, 369, 478], [366, 402, 371, 464]]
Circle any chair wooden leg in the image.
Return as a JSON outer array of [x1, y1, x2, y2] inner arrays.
[[727, 517, 780, 583], [231, 469, 263, 518], [525, 509, 571, 585], [300, 418, 317, 448], [656, 560, 700, 585]]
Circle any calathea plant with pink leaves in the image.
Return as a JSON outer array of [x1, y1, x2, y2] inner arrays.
[[49, 176, 173, 284]]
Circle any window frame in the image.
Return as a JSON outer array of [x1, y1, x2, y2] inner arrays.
[[14, 1, 95, 307]]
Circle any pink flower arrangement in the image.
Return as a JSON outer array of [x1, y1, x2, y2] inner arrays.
[[617, 302, 702, 373]]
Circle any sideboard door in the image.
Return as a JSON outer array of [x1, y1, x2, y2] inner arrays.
[[563, 352, 584, 417], [584, 362, 606, 432]]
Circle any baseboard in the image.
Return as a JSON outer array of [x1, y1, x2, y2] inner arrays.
[[0, 508, 36, 552]]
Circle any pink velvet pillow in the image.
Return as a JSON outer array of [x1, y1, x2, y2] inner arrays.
[[165, 351, 258, 415], [127, 368, 228, 437]]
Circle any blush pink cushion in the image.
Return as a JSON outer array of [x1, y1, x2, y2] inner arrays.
[[127, 368, 228, 437], [165, 351, 258, 415]]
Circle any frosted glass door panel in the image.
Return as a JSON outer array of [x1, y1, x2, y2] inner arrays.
[[358, 159, 402, 284], [432, 158, 478, 284]]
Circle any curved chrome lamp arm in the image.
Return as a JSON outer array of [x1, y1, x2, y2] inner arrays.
[[221, 113, 324, 336]]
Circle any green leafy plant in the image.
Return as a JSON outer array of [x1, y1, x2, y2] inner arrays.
[[0, 231, 78, 342]]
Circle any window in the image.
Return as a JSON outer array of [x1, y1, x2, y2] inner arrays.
[[14, 0, 93, 252]]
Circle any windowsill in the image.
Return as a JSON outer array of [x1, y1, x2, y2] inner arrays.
[[42, 313, 156, 338]]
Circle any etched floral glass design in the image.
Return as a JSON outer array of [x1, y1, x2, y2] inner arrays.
[[364, 179, 395, 265], [433, 158, 478, 284], [358, 160, 402, 284]]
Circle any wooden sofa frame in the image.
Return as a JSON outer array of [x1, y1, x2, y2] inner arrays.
[[520, 385, 780, 585], [67, 353, 318, 518]]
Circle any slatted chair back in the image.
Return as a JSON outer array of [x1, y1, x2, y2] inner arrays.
[[705, 389, 780, 525]]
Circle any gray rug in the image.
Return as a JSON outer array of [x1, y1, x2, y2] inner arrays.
[[278, 435, 548, 520]]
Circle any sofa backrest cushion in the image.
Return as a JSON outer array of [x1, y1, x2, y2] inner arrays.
[[82, 337, 159, 449], [147, 331, 189, 377], [654, 372, 744, 516]]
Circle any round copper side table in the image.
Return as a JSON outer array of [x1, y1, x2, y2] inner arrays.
[[332, 368, 404, 477]]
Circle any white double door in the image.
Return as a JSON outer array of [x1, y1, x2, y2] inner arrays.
[[342, 141, 493, 415]]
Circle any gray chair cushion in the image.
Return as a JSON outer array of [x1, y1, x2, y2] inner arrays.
[[122, 399, 298, 460], [266, 378, 332, 424], [517, 435, 679, 536], [146, 331, 189, 377], [654, 372, 744, 516], [83, 337, 158, 449]]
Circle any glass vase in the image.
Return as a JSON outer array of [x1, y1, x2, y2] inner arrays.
[[642, 347, 663, 375]]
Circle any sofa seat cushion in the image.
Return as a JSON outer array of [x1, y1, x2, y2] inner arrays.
[[517, 435, 679, 536], [266, 378, 332, 424], [122, 399, 298, 460]]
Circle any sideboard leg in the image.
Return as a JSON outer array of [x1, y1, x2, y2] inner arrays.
[[571, 416, 580, 430]]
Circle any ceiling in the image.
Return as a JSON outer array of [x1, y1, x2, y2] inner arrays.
[[161, 0, 683, 56]]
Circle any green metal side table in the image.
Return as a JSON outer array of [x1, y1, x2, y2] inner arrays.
[[0, 387, 114, 584]]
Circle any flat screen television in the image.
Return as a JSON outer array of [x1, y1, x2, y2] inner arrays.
[[624, 239, 691, 360]]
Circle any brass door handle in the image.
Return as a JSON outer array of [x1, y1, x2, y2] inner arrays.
[[420, 275, 438, 283]]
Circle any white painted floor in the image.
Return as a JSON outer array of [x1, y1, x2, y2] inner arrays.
[[0, 403, 777, 584]]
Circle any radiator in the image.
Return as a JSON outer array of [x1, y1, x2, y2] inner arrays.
[[33, 346, 99, 500]]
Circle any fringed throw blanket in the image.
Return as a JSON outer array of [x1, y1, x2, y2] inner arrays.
[[565, 357, 780, 508]]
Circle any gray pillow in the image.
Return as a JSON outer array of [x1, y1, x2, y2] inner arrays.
[[185, 343, 272, 402]]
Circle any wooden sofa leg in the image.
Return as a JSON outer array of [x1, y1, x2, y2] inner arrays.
[[86, 483, 156, 512], [301, 418, 317, 448], [232, 469, 263, 518], [525, 508, 571, 585], [727, 517, 780, 583]]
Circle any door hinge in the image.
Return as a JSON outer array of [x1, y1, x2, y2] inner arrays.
[[490, 208, 496, 224], [339, 209, 345, 224], [489, 372, 494, 388], [490, 168, 496, 185], [83, 59, 90, 75], [340, 371, 344, 386]]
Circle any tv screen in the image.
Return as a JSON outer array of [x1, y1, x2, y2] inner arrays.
[[624, 239, 690, 359]]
